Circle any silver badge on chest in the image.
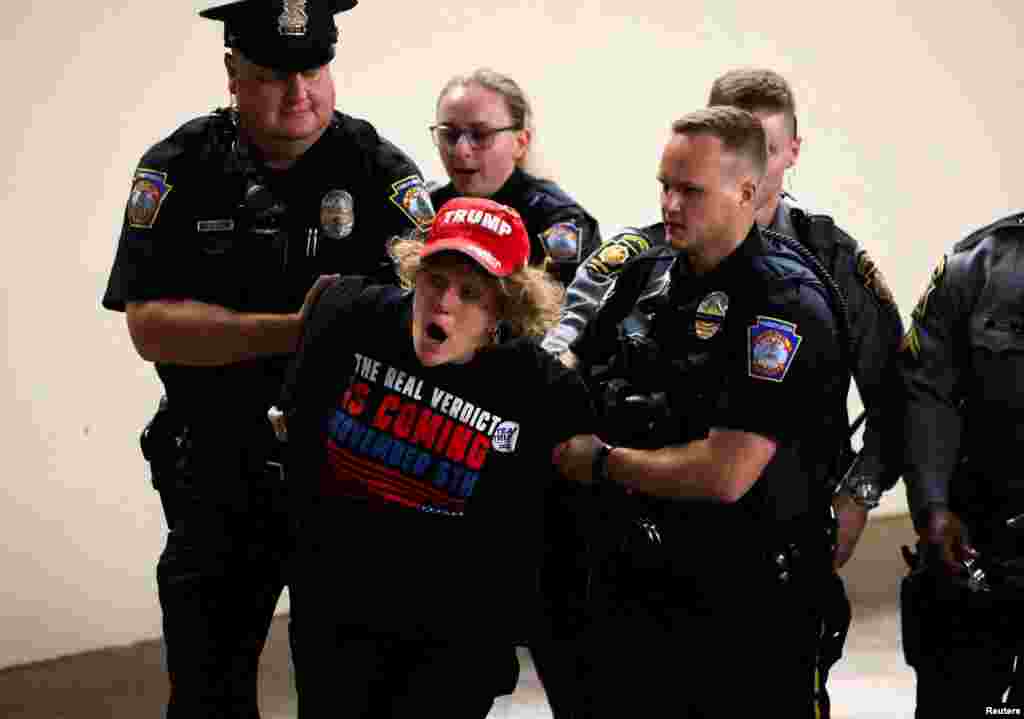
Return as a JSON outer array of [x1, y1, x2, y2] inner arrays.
[[321, 189, 354, 240], [695, 291, 729, 340]]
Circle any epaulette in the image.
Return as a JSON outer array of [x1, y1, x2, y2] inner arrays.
[[954, 210, 1024, 253], [131, 111, 226, 173], [198, 108, 238, 164], [525, 182, 573, 213], [789, 205, 841, 255]]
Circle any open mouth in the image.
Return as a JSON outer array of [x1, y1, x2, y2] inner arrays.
[[426, 322, 448, 343]]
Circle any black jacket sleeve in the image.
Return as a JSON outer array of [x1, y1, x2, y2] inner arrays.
[[900, 253, 970, 518]]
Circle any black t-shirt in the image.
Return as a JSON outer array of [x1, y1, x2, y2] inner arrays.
[[102, 109, 431, 421], [282, 280, 595, 641]]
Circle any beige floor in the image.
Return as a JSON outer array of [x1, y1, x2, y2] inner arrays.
[[0, 515, 919, 719]]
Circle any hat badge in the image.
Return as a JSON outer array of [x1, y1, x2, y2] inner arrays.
[[278, 0, 309, 36]]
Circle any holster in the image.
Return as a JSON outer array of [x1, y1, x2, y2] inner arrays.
[[819, 571, 852, 671], [139, 397, 189, 486], [899, 566, 930, 668]]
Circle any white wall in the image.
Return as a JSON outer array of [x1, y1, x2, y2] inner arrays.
[[2, 0, 1020, 668]]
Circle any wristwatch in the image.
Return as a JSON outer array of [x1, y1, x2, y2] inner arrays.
[[593, 442, 616, 485], [846, 474, 882, 510]]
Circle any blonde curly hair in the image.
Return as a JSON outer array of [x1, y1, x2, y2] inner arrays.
[[389, 230, 565, 340]]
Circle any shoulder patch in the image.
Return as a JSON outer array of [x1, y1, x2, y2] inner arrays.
[[748, 316, 802, 382], [855, 248, 895, 305], [899, 325, 921, 359], [585, 233, 651, 277], [126, 168, 172, 229], [389, 175, 435, 230], [910, 255, 946, 324], [901, 255, 947, 359], [540, 221, 582, 263]]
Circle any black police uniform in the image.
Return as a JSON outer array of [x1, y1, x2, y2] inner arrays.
[[572, 223, 848, 717], [101, 4, 430, 716], [901, 211, 1024, 717], [431, 167, 601, 287], [102, 107, 427, 717], [545, 197, 902, 716], [549, 195, 904, 500]]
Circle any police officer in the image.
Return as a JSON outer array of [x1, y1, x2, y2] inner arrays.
[[429, 69, 601, 288], [555, 106, 848, 717], [901, 211, 1024, 717], [101, 2, 431, 716], [547, 70, 903, 541], [545, 69, 903, 717]]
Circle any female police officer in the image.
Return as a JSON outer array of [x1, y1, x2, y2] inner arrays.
[[277, 197, 596, 717], [429, 69, 600, 287]]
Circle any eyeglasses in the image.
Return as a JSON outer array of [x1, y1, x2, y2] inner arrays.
[[429, 124, 521, 150]]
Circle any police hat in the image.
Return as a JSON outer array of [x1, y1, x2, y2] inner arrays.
[[200, 0, 357, 73]]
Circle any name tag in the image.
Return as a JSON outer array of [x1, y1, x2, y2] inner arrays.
[[197, 219, 235, 233]]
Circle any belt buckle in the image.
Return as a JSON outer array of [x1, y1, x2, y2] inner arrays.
[[265, 460, 286, 482]]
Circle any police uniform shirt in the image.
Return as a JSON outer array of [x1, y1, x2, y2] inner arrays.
[[281, 280, 596, 642], [102, 109, 432, 415], [902, 214, 1024, 534], [431, 167, 600, 285], [776, 194, 904, 492], [649, 225, 846, 523], [542, 193, 823, 357], [542, 223, 665, 355]]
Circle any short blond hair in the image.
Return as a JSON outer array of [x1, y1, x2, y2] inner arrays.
[[390, 231, 565, 340], [671, 106, 767, 180], [708, 68, 798, 139]]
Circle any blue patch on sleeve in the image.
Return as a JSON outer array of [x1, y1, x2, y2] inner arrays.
[[748, 316, 802, 382], [126, 168, 173, 229], [540, 222, 582, 263]]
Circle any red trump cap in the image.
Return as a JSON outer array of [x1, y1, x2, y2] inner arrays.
[[422, 197, 530, 277]]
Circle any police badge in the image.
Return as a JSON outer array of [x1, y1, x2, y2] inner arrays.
[[695, 291, 729, 340], [321, 190, 354, 239], [278, 0, 309, 36]]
